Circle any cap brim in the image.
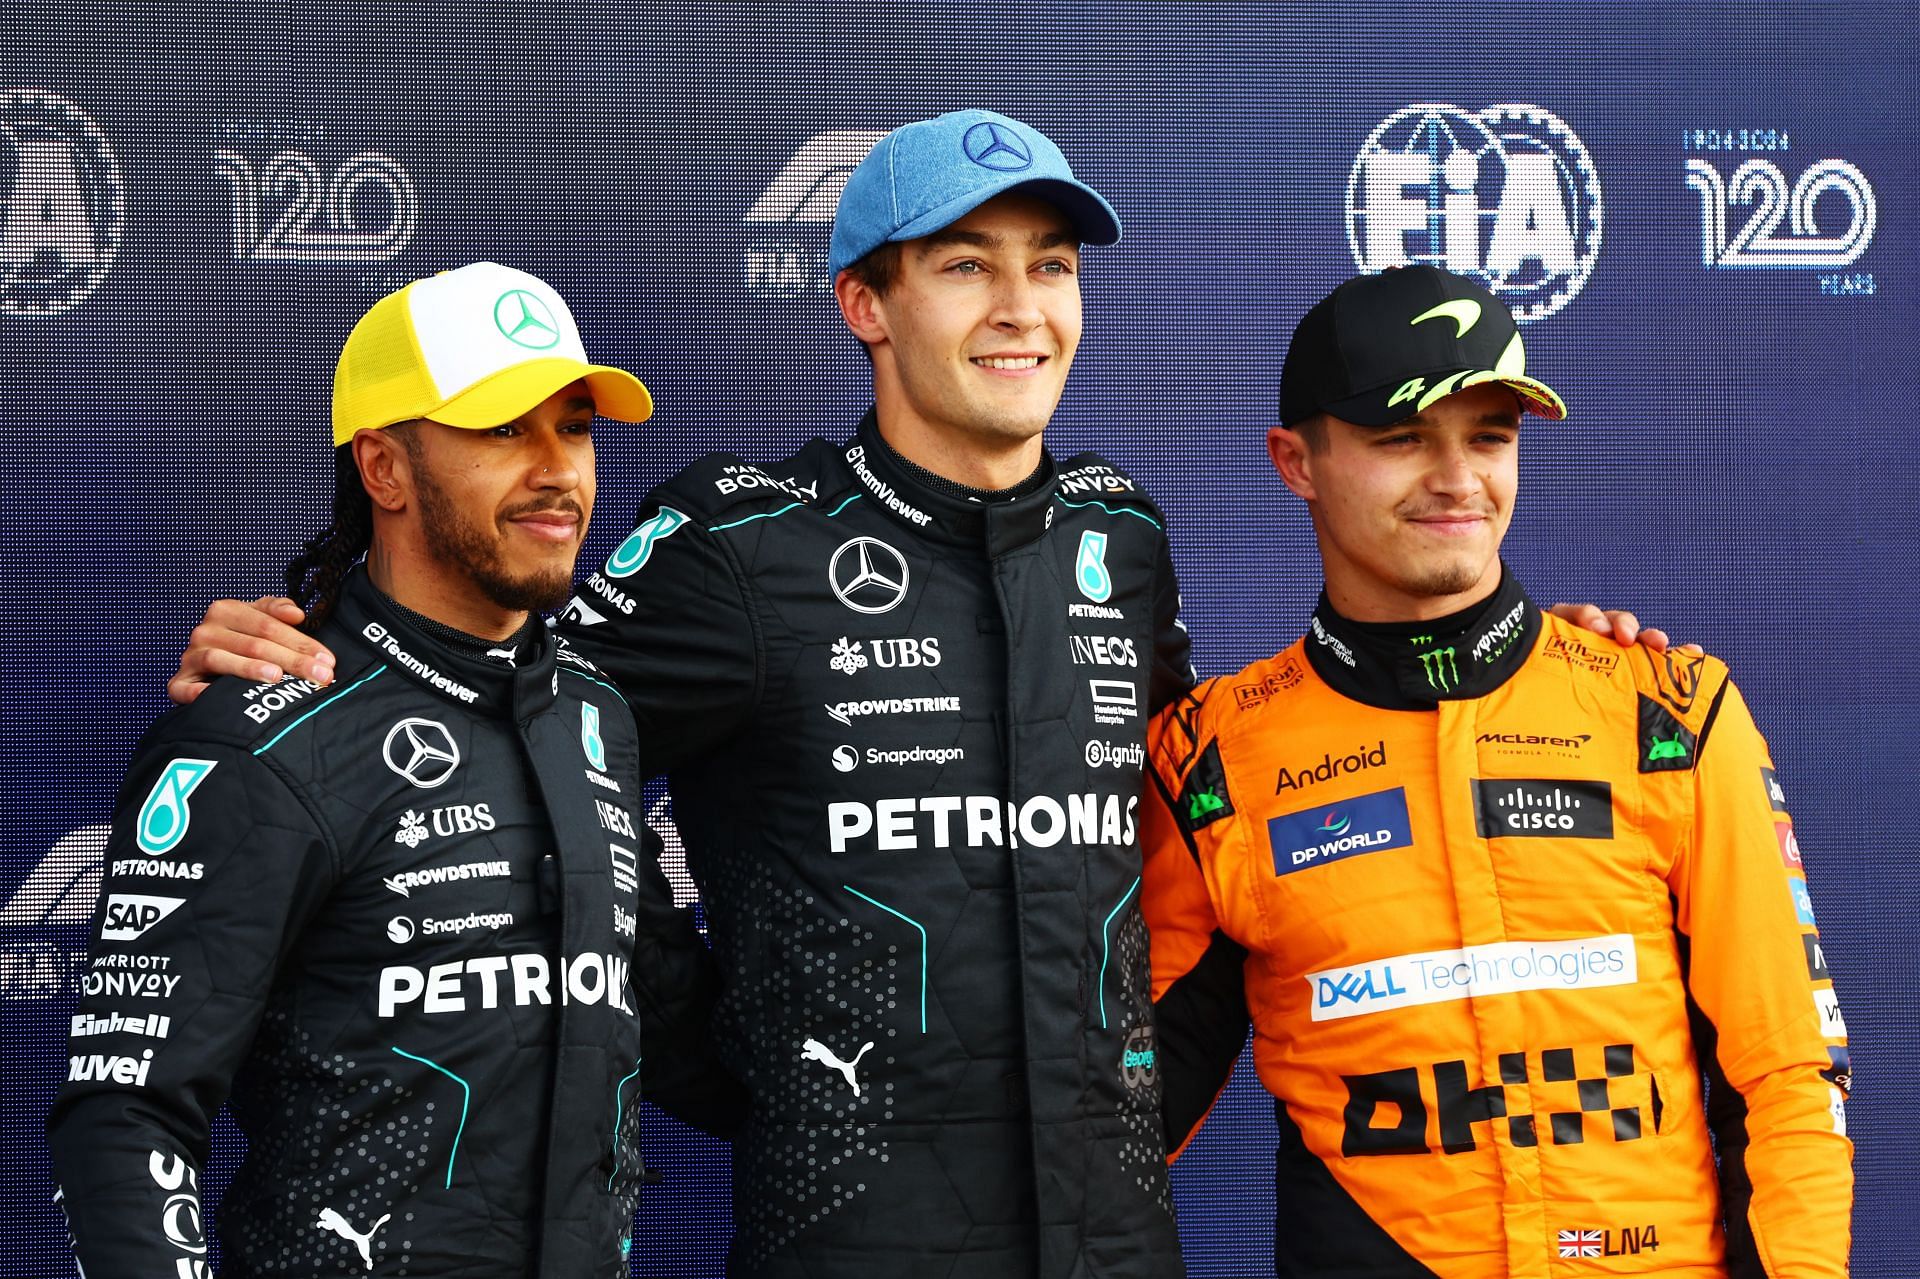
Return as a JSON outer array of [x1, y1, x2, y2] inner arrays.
[[427, 357, 654, 428], [1321, 369, 1567, 426], [887, 175, 1122, 251]]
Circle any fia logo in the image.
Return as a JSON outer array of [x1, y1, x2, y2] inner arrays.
[[740, 130, 886, 298], [0, 88, 125, 315], [1346, 103, 1602, 322], [1074, 530, 1113, 603], [214, 148, 417, 262], [1684, 156, 1875, 269], [136, 760, 218, 856]]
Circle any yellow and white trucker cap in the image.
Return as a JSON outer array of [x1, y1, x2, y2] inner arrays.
[[331, 261, 653, 445]]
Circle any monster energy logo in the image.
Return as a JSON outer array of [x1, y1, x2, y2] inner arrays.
[[1411, 637, 1461, 692]]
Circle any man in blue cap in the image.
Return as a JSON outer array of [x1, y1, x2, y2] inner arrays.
[[170, 111, 1652, 1277]]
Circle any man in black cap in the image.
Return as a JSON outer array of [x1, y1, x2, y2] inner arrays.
[[1141, 265, 1853, 1277]]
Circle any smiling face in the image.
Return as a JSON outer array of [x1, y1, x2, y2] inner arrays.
[[837, 192, 1082, 486], [1269, 382, 1521, 622], [397, 381, 597, 618]]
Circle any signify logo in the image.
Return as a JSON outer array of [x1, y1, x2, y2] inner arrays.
[[1269, 788, 1413, 877]]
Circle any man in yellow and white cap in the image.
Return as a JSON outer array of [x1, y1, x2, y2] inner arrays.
[[49, 262, 729, 1277]]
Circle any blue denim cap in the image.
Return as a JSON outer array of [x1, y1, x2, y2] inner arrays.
[[828, 109, 1122, 278]]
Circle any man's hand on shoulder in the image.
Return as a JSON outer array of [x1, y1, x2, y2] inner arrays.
[[170, 597, 336, 705], [1548, 602, 1699, 654]]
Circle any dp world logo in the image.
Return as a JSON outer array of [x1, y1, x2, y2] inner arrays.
[[493, 288, 561, 349], [963, 121, 1033, 172], [1316, 810, 1351, 838], [1346, 102, 1602, 322], [0, 88, 125, 315]]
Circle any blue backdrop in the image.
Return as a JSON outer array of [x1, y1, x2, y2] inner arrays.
[[2, 3, 1913, 1274]]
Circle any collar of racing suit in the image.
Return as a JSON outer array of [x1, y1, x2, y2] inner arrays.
[[331, 565, 560, 718], [850, 407, 1061, 556], [1302, 563, 1541, 709]]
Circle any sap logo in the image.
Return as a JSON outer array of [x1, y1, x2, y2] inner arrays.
[[1069, 634, 1136, 667], [68, 1048, 155, 1086], [596, 799, 636, 839], [377, 951, 633, 1017], [1347, 102, 1601, 322], [0, 88, 126, 317], [101, 894, 184, 942], [1314, 963, 1407, 1012]]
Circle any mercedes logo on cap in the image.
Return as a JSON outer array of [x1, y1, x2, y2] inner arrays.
[[383, 718, 461, 788], [829, 536, 910, 615], [493, 288, 561, 350], [963, 121, 1033, 172]]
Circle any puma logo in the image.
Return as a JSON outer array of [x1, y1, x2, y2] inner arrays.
[[801, 1037, 874, 1096], [316, 1207, 390, 1271]]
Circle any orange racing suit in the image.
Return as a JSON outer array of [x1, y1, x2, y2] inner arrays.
[[1144, 572, 1851, 1277]]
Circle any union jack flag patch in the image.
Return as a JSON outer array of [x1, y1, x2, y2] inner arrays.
[[1558, 1229, 1603, 1258]]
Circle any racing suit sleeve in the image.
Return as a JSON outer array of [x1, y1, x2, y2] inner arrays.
[[559, 504, 761, 778], [1141, 689, 1249, 1158], [1147, 523, 1197, 716], [1670, 676, 1852, 1276], [46, 741, 335, 1276], [626, 823, 747, 1137]]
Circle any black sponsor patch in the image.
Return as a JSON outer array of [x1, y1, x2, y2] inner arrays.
[[1761, 765, 1789, 812], [1652, 649, 1707, 714], [1472, 779, 1613, 839], [1637, 696, 1697, 773], [1804, 933, 1831, 982], [1177, 739, 1235, 832]]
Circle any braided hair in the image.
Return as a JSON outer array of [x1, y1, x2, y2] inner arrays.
[[283, 443, 373, 632]]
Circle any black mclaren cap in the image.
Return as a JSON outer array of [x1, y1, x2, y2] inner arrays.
[[1280, 265, 1567, 427]]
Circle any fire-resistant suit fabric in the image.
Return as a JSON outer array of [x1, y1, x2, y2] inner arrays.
[[1144, 574, 1852, 1278], [47, 568, 713, 1278], [560, 409, 1193, 1278]]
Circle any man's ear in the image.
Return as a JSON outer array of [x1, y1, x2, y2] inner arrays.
[[833, 269, 888, 348], [353, 428, 412, 513], [1267, 426, 1318, 502]]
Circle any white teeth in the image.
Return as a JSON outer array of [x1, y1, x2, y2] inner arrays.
[[974, 356, 1041, 370]]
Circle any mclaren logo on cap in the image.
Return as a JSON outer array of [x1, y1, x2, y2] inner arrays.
[[963, 122, 1032, 171], [493, 289, 561, 350], [1411, 299, 1482, 338]]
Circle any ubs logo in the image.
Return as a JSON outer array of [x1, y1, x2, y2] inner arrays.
[[1346, 102, 1602, 322], [829, 536, 911, 615], [0, 88, 124, 315]]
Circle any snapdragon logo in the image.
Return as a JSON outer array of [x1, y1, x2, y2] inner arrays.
[[1308, 934, 1636, 1022], [1268, 788, 1412, 877]]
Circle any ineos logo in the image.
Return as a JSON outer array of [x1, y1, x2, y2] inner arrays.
[[829, 536, 910, 615], [383, 718, 461, 788]]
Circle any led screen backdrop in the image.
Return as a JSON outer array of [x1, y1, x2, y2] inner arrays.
[[2, 3, 1914, 1274]]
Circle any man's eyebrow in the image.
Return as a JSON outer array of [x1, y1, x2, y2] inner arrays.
[[1365, 407, 1522, 432], [916, 227, 1081, 254]]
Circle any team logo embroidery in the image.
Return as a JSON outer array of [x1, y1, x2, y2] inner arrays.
[[829, 536, 910, 615], [382, 719, 461, 789], [581, 703, 606, 771], [1346, 102, 1602, 322], [136, 760, 218, 856], [605, 506, 688, 578], [492, 288, 560, 349], [1074, 530, 1113, 603], [962, 121, 1033, 171]]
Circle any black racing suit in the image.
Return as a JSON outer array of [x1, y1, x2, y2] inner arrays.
[[560, 410, 1193, 1278], [47, 568, 717, 1277]]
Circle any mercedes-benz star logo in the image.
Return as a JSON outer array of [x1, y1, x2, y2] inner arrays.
[[828, 536, 910, 615], [383, 718, 461, 788], [492, 288, 561, 350], [962, 121, 1033, 172]]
